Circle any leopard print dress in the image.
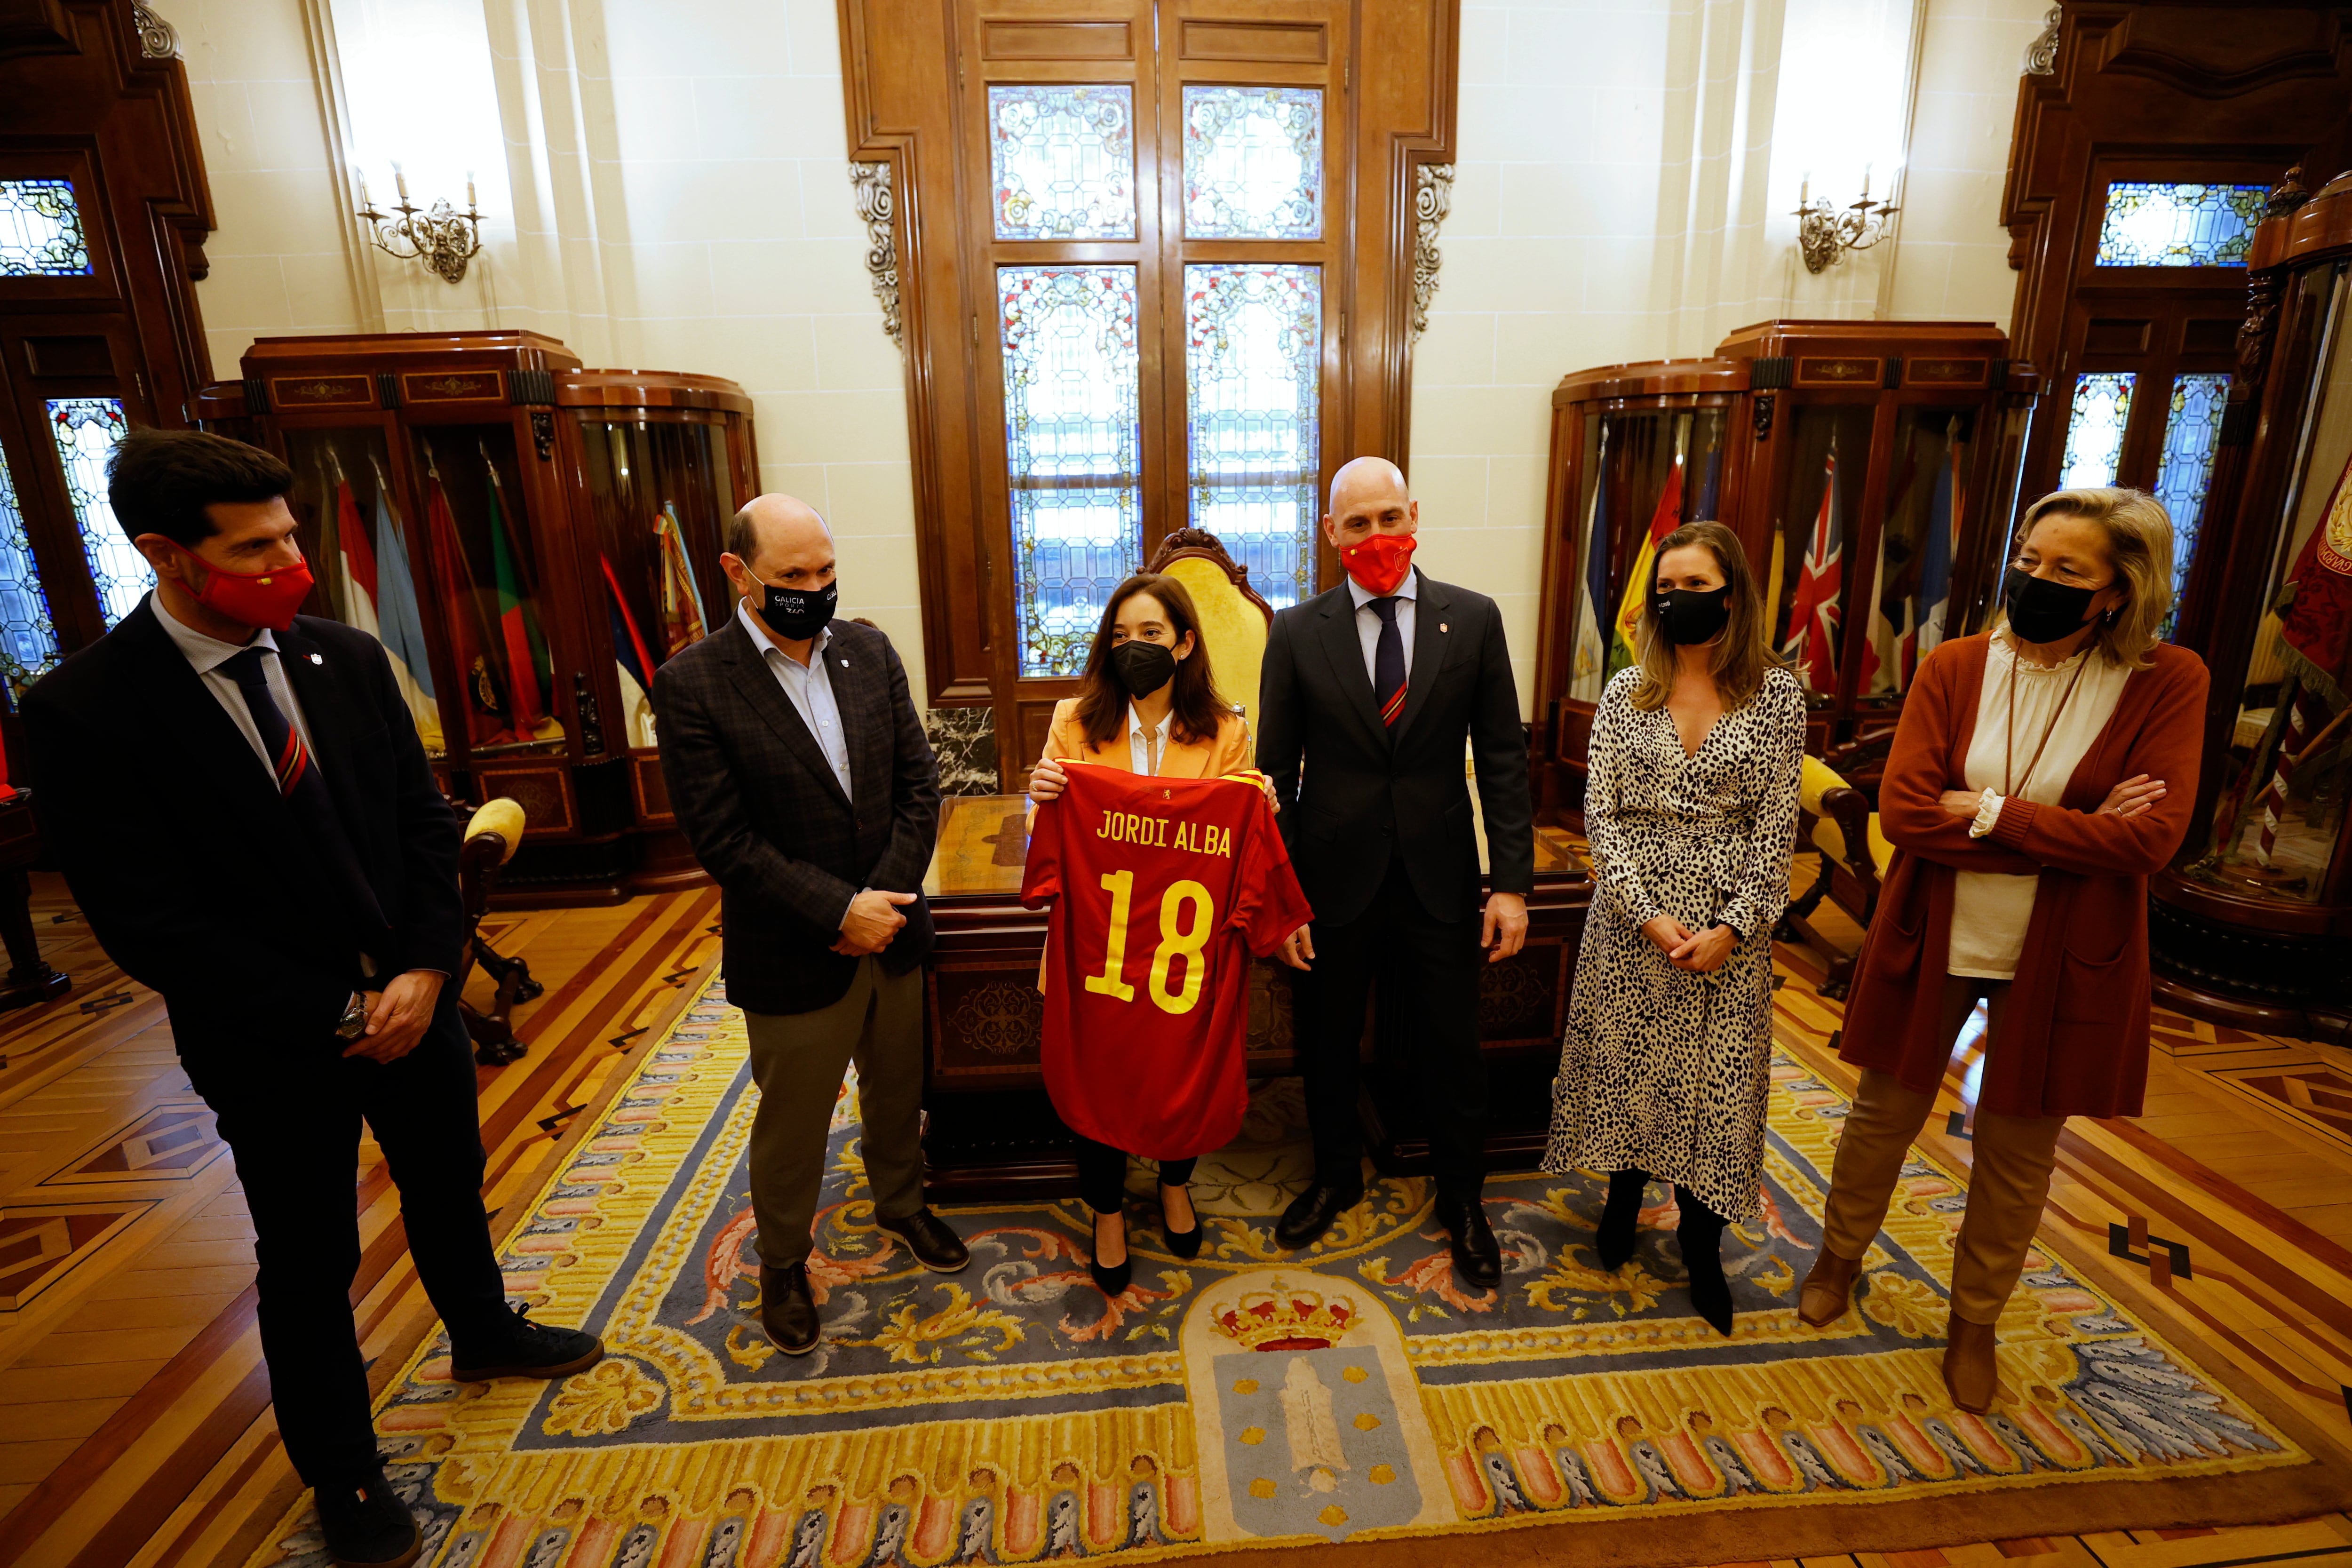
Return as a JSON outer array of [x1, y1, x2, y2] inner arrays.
[[1542, 664, 1805, 1222]]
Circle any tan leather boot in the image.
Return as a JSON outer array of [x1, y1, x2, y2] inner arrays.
[[1796, 1249, 1862, 1327], [1943, 1313, 2001, 1413]]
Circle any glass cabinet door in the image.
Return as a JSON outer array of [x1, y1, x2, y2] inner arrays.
[[1769, 404, 1874, 699], [409, 424, 565, 759], [574, 416, 729, 749], [0, 440, 62, 703], [1565, 404, 1729, 701], [281, 425, 444, 756], [1851, 405, 1976, 708], [2185, 263, 2352, 905]]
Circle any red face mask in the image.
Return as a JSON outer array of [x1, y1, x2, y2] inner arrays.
[[172, 542, 315, 632], [1340, 531, 1416, 597]]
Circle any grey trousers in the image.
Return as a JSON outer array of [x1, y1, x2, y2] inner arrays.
[[741, 956, 926, 1269]]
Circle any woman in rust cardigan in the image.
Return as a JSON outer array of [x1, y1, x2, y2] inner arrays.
[[1795, 486, 2207, 1415]]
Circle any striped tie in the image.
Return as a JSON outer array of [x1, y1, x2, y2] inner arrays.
[[224, 647, 317, 798], [1370, 596, 1407, 726]]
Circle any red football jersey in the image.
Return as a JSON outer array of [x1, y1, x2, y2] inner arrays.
[[1021, 762, 1313, 1160]]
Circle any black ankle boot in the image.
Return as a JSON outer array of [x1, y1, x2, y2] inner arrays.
[[1675, 1185, 1733, 1337], [1595, 1168, 1648, 1270]]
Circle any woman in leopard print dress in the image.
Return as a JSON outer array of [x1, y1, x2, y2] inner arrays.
[[1543, 520, 1804, 1336]]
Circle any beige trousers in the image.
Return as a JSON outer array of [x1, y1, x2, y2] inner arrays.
[[1820, 977, 2066, 1325], [741, 957, 926, 1269]]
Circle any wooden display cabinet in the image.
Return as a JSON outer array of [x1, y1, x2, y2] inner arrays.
[[1529, 320, 2041, 818], [194, 331, 757, 901], [2154, 133, 2352, 1040]]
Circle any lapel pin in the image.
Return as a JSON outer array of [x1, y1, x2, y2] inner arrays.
[[309, 653, 325, 664], [1439, 623, 1448, 634]]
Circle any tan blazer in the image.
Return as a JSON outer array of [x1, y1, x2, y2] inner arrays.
[[1037, 697, 1253, 779]]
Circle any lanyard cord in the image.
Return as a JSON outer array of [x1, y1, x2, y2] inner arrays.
[[2002, 641, 2094, 797]]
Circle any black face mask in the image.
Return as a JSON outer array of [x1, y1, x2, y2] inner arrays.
[[1654, 587, 1732, 645], [752, 573, 838, 641], [2002, 566, 2103, 645], [1108, 638, 1178, 697]]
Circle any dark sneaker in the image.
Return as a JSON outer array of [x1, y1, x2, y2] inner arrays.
[[448, 1313, 604, 1382], [878, 1206, 970, 1272], [314, 1465, 421, 1568], [761, 1262, 821, 1354]]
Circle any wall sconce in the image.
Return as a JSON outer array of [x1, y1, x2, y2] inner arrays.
[[1793, 171, 1900, 274], [355, 163, 485, 285]]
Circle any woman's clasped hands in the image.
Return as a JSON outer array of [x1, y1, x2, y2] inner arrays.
[[1640, 913, 1738, 973]]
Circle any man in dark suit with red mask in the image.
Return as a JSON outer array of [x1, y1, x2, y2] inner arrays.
[[22, 429, 600, 1568], [1257, 456, 1536, 1290]]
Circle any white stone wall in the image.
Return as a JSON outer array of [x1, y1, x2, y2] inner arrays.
[[180, 0, 2043, 713]]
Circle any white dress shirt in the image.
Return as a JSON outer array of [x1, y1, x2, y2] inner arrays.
[[150, 591, 322, 785], [1127, 703, 1170, 776], [1348, 566, 1420, 687], [738, 600, 852, 801]]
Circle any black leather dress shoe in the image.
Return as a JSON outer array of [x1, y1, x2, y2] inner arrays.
[[1436, 1191, 1502, 1290], [1274, 1182, 1363, 1250], [448, 1313, 604, 1383], [760, 1262, 821, 1355], [879, 1206, 970, 1272], [314, 1465, 421, 1568]]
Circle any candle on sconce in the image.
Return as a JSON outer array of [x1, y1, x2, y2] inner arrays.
[[1799, 175, 1810, 209], [355, 166, 371, 208], [466, 170, 477, 210], [393, 160, 409, 201]]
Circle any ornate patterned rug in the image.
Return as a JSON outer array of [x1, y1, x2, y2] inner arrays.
[[249, 973, 2352, 1568]]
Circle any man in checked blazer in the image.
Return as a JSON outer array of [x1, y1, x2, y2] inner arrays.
[[654, 493, 964, 1356]]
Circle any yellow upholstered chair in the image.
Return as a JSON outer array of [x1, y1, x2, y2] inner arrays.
[[1147, 529, 1275, 759], [1779, 740, 1892, 999]]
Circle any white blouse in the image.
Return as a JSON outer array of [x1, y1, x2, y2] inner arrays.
[[1948, 634, 2131, 980]]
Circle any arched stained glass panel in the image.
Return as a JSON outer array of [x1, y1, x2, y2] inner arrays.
[[0, 450, 61, 700], [46, 398, 152, 627]]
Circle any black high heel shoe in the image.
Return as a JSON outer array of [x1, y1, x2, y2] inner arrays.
[[1675, 1185, 1734, 1337], [1089, 1205, 1131, 1297], [1595, 1168, 1648, 1270], [1161, 1183, 1203, 1260]]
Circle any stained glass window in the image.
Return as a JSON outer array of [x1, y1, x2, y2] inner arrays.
[[0, 451, 60, 701], [1186, 264, 1321, 609], [989, 86, 1136, 240], [1183, 87, 1322, 239], [2150, 373, 2230, 629], [2058, 373, 2134, 490], [46, 398, 151, 627], [2095, 183, 2267, 267], [1000, 266, 1141, 676], [0, 179, 92, 278]]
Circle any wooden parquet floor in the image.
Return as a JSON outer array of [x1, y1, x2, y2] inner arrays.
[[0, 866, 2344, 1568]]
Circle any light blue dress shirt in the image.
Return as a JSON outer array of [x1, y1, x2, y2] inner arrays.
[[737, 599, 852, 801]]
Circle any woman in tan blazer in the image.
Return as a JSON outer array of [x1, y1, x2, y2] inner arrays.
[[1027, 572, 1253, 1296]]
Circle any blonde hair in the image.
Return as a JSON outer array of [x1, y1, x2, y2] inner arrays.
[[1630, 520, 1778, 711], [2004, 487, 2175, 669]]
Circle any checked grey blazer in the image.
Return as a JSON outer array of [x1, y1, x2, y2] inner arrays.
[[652, 613, 940, 1017]]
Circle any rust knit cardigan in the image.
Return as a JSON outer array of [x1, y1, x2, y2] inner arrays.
[[1838, 632, 2208, 1119]]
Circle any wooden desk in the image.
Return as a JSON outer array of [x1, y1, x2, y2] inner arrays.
[[919, 796, 1592, 1198]]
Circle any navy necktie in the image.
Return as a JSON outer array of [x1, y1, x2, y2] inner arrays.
[[1370, 596, 1407, 727], [222, 647, 389, 950]]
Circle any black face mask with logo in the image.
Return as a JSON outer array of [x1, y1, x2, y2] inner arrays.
[[1109, 638, 1178, 697], [1653, 587, 1732, 645], [2002, 566, 2103, 645], [752, 573, 839, 641]]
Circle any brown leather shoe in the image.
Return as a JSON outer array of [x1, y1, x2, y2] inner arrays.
[[1796, 1249, 1863, 1327], [760, 1262, 820, 1355], [1943, 1313, 2001, 1413]]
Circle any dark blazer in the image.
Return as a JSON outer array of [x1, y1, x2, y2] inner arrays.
[[1256, 571, 1536, 927], [21, 598, 465, 1054], [652, 614, 939, 1016]]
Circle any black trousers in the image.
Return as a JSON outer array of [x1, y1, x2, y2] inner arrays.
[[1299, 853, 1488, 1197], [177, 984, 512, 1488], [1073, 1134, 1199, 1215]]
